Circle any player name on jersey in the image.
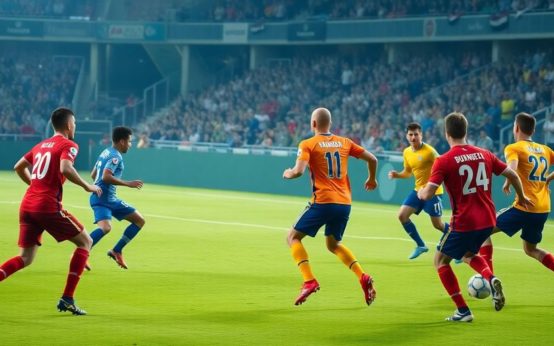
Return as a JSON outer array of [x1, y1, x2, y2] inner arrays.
[[454, 152, 485, 164], [318, 141, 343, 148], [527, 146, 544, 154]]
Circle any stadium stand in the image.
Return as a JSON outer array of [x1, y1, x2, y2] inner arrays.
[[0, 0, 96, 19]]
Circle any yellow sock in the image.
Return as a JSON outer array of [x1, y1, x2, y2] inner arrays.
[[290, 241, 315, 282], [333, 244, 364, 279]]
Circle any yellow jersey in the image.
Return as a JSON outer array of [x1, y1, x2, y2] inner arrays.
[[505, 140, 554, 213], [402, 143, 443, 195], [297, 134, 365, 205]]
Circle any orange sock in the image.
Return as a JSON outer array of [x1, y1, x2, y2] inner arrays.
[[333, 244, 364, 279], [290, 241, 315, 282]]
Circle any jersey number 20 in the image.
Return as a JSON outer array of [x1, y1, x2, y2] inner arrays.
[[325, 151, 341, 178], [459, 162, 489, 195], [31, 152, 51, 180]]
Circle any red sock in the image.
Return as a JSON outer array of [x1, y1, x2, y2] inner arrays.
[[541, 253, 554, 271], [438, 265, 467, 309], [479, 244, 494, 274], [63, 248, 89, 298], [469, 255, 493, 281], [0, 256, 25, 282]]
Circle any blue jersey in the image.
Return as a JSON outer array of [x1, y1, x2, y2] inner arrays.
[[91, 147, 124, 202]]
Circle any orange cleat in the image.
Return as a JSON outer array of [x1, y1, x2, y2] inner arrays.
[[360, 273, 376, 306], [107, 250, 128, 269], [294, 279, 320, 306]]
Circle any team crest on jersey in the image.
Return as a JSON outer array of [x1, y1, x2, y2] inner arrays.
[[68, 147, 78, 158], [112, 157, 119, 165]]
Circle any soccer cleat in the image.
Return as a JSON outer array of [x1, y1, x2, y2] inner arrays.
[[408, 246, 429, 260], [84, 260, 92, 271], [446, 309, 473, 322], [57, 297, 87, 316], [360, 273, 376, 306], [490, 277, 505, 311], [107, 250, 128, 269], [294, 279, 320, 305]]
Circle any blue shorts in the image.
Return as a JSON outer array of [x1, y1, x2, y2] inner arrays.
[[496, 207, 549, 244], [90, 199, 136, 224], [293, 203, 351, 241], [437, 227, 493, 260], [402, 190, 443, 217]]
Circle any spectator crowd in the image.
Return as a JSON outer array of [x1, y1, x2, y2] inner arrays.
[[0, 0, 95, 19], [137, 50, 554, 154]]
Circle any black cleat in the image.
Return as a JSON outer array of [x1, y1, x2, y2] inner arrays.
[[57, 298, 87, 316]]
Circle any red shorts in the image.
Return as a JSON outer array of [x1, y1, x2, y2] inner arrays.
[[19, 209, 84, 248]]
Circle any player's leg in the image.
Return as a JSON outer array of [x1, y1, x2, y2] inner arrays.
[[58, 231, 92, 315], [0, 246, 38, 282], [107, 210, 145, 269], [478, 233, 496, 273], [426, 195, 449, 234], [399, 191, 428, 259], [287, 203, 323, 306], [89, 204, 113, 247], [436, 230, 473, 321], [520, 213, 554, 271]]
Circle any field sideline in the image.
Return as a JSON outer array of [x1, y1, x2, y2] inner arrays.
[[0, 172, 553, 345]]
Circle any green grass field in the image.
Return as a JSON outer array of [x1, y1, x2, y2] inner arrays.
[[1, 171, 553, 345]]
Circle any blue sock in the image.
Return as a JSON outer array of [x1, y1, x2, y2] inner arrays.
[[90, 228, 106, 247], [444, 223, 450, 233], [402, 220, 425, 247], [113, 223, 141, 253]]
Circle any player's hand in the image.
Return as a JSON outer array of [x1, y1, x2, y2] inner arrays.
[[365, 178, 378, 191], [517, 195, 534, 209], [502, 181, 511, 195], [388, 170, 397, 179], [283, 168, 294, 179], [128, 180, 144, 189], [86, 184, 102, 197]]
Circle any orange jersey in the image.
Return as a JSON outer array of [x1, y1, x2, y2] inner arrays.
[[297, 133, 365, 205]]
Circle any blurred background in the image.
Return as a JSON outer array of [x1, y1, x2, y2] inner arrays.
[[0, 0, 553, 184]]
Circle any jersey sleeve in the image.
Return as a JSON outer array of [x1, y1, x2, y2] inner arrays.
[[428, 157, 446, 186], [60, 142, 79, 163], [297, 140, 310, 162], [104, 154, 121, 173], [402, 151, 412, 174], [504, 144, 518, 163], [23, 150, 33, 164], [348, 139, 365, 158], [490, 152, 508, 175]]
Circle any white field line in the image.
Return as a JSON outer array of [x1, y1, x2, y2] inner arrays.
[[0, 200, 528, 253]]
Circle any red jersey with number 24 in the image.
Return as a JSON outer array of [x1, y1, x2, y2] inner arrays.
[[20, 134, 79, 213], [428, 145, 507, 232]]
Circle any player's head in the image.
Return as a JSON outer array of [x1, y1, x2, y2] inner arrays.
[[112, 126, 133, 153], [310, 107, 332, 133], [405, 122, 422, 147], [51, 107, 76, 140], [514, 112, 535, 138], [444, 112, 468, 141]]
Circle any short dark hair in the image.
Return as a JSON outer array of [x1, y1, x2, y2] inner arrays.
[[444, 112, 468, 139], [406, 122, 422, 132], [515, 112, 535, 135], [50, 107, 74, 131], [112, 126, 133, 142]]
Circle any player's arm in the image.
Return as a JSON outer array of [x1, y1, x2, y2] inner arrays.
[[283, 159, 308, 179], [501, 159, 518, 194], [102, 169, 144, 189], [546, 171, 554, 185], [501, 167, 533, 208], [358, 150, 378, 190], [60, 159, 102, 196], [388, 169, 411, 179], [13, 157, 32, 186], [417, 183, 438, 201], [91, 165, 97, 180]]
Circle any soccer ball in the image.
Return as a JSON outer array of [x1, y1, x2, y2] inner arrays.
[[467, 274, 491, 299]]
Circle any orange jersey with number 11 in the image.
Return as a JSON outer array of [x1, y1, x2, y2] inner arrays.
[[297, 134, 365, 205]]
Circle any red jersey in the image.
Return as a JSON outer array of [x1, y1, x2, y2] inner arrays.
[[428, 145, 507, 232], [20, 134, 79, 213]]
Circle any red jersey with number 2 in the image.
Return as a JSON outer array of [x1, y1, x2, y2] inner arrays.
[[20, 134, 79, 213], [428, 145, 507, 232]]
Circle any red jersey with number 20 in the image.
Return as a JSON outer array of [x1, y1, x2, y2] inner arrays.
[[428, 145, 507, 232], [20, 134, 79, 213]]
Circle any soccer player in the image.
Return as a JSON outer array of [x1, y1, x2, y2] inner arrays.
[[388, 123, 449, 259], [479, 112, 554, 274], [418, 112, 531, 322], [283, 107, 378, 306], [88, 126, 145, 269], [0, 107, 102, 315]]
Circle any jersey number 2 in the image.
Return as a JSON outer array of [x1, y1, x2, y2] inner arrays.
[[459, 162, 489, 195], [528, 156, 547, 182], [31, 152, 51, 180], [325, 151, 341, 178]]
